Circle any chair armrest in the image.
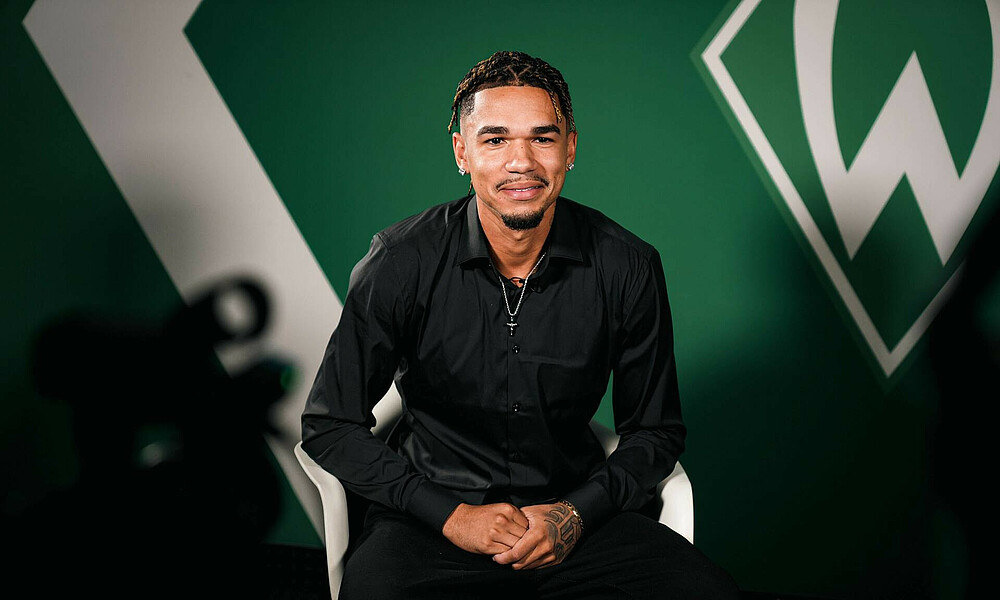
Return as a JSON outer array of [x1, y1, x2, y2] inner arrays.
[[294, 442, 349, 599], [588, 421, 695, 543], [657, 462, 694, 544]]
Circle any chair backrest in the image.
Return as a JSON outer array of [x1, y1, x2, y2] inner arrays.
[[294, 442, 350, 599]]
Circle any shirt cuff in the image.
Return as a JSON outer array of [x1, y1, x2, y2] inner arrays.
[[404, 478, 464, 532], [563, 479, 616, 531]]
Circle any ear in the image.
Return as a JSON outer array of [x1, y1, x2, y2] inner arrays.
[[566, 130, 578, 167], [452, 132, 467, 172]]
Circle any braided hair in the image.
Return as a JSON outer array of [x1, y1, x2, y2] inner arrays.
[[448, 51, 576, 134]]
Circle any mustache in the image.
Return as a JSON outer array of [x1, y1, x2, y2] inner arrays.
[[494, 176, 550, 192]]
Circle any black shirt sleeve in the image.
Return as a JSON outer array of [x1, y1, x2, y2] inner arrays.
[[300, 233, 463, 532], [564, 248, 686, 528]]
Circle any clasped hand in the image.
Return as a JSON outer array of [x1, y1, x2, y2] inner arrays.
[[441, 502, 582, 570]]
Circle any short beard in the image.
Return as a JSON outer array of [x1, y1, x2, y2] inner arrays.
[[501, 209, 546, 231], [493, 176, 551, 230]]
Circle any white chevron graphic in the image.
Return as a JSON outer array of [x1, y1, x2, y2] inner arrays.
[[23, 0, 402, 539], [795, 0, 1000, 264]]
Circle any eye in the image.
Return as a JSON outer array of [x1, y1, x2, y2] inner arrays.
[[534, 137, 555, 144], [485, 137, 504, 145]]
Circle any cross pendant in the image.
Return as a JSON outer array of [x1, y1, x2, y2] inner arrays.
[[507, 321, 518, 336]]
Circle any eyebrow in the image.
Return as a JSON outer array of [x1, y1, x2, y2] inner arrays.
[[476, 125, 562, 136], [531, 125, 562, 136], [477, 126, 509, 136]]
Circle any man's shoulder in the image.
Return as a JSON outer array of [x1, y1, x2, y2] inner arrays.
[[375, 195, 470, 250], [560, 198, 658, 262], [348, 196, 470, 298]]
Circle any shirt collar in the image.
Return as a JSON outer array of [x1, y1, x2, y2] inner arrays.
[[457, 196, 491, 265], [456, 196, 584, 266]]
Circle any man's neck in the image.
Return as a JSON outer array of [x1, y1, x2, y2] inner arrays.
[[477, 197, 555, 281]]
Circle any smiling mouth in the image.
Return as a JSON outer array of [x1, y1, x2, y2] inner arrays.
[[496, 177, 550, 193]]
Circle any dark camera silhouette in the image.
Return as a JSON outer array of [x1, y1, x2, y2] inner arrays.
[[15, 276, 294, 597]]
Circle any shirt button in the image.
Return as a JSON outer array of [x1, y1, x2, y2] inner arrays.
[[512, 345, 520, 354], [512, 402, 521, 413]]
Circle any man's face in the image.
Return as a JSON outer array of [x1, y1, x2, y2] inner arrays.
[[453, 86, 577, 231]]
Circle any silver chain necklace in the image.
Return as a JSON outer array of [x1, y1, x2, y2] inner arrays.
[[494, 251, 546, 336]]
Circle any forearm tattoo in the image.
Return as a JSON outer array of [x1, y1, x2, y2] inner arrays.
[[543, 503, 582, 561]]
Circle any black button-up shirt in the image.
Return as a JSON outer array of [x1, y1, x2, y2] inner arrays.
[[301, 195, 684, 532]]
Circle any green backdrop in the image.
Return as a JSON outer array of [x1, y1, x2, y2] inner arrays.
[[4, 1, 998, 598]]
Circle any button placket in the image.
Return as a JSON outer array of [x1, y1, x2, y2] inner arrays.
[[507, 283, 522, 472]]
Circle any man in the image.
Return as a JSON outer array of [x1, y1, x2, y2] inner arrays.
[[302, 51, 739, 599]]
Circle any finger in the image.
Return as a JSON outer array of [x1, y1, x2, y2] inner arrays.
[[505, 520, 528, 538], [492, 530, 523, 549], [493, 544, 527, 565], [512, 546, 550, 570], [484, 540, 514, 555], [529, 555, 559, 570], [500, 504, 528, 529], [510, 534, 551, 569], [493, 533, 538, 565], [491, 513, 526, 545], [494, 504, 529, 532]]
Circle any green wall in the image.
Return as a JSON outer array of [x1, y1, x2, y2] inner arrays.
[[4, 1, 997, 598]]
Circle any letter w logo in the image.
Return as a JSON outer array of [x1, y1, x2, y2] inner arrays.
[[796, 0, 1000, 265]]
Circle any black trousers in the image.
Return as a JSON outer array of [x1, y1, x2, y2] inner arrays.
[[341, 505, 741, 599]]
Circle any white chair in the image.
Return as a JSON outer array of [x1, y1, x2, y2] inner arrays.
[[294, 421, 694, 599]]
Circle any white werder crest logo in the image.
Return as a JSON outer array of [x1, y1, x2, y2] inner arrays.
[[698, 0, 1000, 379]]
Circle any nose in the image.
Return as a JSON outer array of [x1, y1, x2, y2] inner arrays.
[[504, 140, 537, 173]]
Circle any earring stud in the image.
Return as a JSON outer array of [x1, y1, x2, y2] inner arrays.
[[567, 162, 575, 171], [458, 167, 467, 176]]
